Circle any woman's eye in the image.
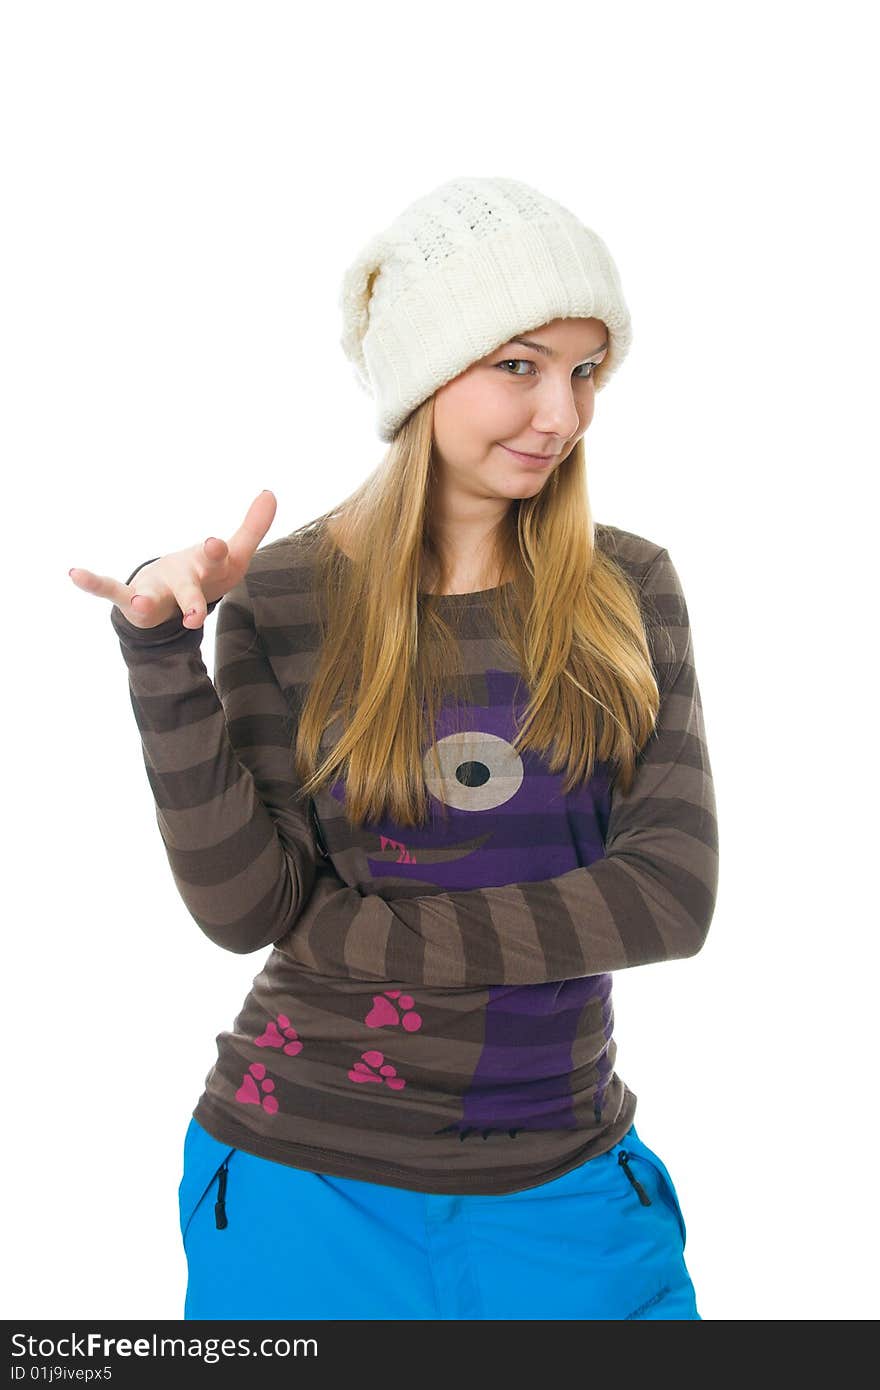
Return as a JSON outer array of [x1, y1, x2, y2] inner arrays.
[[496, 358, 598, 379]]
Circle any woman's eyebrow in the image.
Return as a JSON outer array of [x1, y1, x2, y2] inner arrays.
[[505, 336, 609, 359]]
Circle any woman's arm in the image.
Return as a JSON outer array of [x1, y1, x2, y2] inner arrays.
[[110, 559, 319, 954], [275, 548, 719, 986]]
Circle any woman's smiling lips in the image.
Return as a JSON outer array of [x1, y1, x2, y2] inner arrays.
[[500, 444, 558, 468]]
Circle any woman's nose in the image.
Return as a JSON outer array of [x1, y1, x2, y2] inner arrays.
[[531, 391, 583, 437]]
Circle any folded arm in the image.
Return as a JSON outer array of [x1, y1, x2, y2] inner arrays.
[[275, 548, 719, 986]]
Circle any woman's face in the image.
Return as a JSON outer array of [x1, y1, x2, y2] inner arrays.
[[431, 317, 608, 504]]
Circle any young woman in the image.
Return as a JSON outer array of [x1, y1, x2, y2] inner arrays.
[[70, 175, 719, 1321]]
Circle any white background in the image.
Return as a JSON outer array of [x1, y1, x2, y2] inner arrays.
[[3, 0, 877, 1323]]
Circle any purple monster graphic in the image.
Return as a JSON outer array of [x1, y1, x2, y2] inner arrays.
[[326, 669, 617, 1140]]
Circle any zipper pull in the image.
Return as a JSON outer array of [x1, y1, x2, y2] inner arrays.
[[214, 1159, 229, 1229], [618, 1150, 652, 1206]]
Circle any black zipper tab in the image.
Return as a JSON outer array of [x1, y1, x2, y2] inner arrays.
[[214, 1159, 229, 1229], [619, 1150, 652, 1206]]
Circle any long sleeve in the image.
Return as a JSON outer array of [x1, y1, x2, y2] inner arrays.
[[275, 547, 719, 986], [110, 558, 319, 953]]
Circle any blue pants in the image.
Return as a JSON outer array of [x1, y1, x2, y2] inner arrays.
[[179, 1114, 701, 1320]]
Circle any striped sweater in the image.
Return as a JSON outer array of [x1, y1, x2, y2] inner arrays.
[[110, 521, 718, 1194]]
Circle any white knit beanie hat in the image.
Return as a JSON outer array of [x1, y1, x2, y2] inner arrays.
[[338, 174, 633, 442]]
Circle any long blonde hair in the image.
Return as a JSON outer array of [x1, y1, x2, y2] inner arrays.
[[289, 394, 661, 828]]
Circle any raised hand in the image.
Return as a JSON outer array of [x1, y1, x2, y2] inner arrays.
[[68, 489, 277, 629]]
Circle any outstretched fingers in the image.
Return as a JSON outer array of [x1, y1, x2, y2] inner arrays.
[[226, 490, 277, 568], [68, 489, 278, 631], [69, 566, 134, 612]]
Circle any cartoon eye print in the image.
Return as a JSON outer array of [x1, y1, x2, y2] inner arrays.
[[422, 730, 524, 813]]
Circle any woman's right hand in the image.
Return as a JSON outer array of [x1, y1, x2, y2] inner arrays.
[[68, 489, 278, 630]]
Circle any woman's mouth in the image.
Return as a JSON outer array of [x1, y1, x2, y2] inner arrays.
[[500, 444, 558, 468]]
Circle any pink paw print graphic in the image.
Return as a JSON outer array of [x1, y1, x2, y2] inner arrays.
[[235, 1061, 279, 1114], [365, 990, 422, 1032], [348, 1049, 406, 1090], [254, 1013, 303, 1056]]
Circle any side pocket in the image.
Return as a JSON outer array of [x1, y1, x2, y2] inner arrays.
[[181, 1150, 237, 1248], [616, 1134, 688, 1250], [178, 1118, 237, 1249]]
